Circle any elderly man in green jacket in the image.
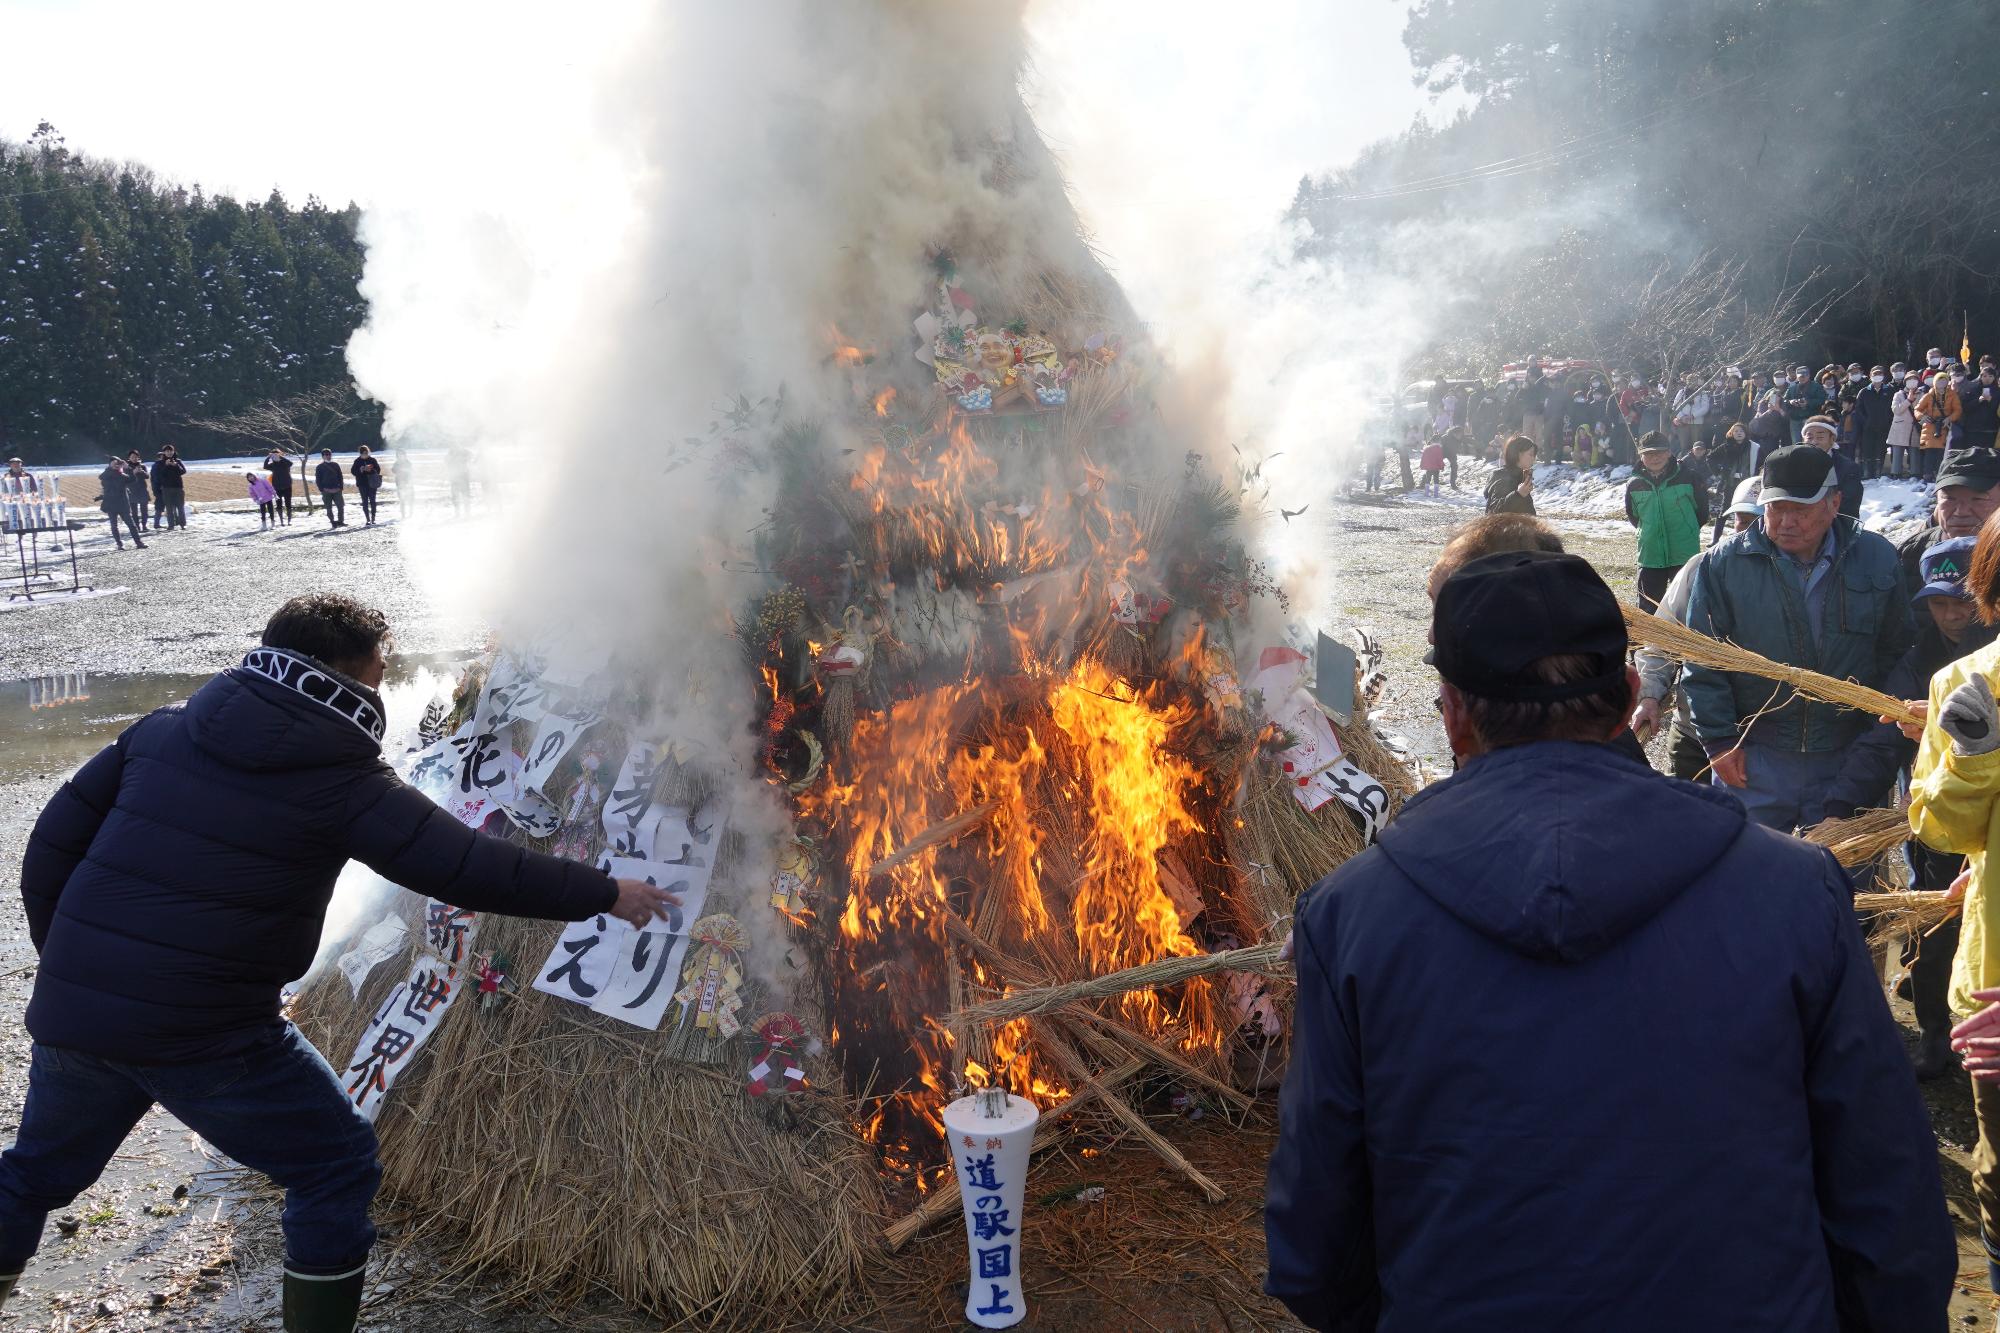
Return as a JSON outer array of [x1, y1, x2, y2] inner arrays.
[[1682, 445, 1910, 832], [1625, 430, 1709, 612]]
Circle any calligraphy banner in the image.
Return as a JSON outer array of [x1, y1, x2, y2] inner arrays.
[[516, 706, 602, 799], [475, 654, 552, 731], [422, 900, 479, 968], [1252, 646, 1390, 838], [533, 913, 622, 1007], [601, 741, 671, 858], [408, 721, 517, 826], [533, 860, 709, 1030], [342, 957, 467, 1121], [594, 923, 693, 1031], [594, 858, 710, 931]]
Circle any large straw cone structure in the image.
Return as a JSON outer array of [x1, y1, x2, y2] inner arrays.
[[290, 12, 1418, 1319]]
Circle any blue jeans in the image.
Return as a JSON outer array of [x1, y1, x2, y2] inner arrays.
[[0, 1024, 379, 1277], [1713, 742, 1848, 833]]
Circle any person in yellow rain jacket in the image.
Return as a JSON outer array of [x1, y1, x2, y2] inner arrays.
[[1909, 512, 2000, 1300]]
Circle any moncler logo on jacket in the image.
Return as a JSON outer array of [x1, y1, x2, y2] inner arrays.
[[239, 647, 387, 743]]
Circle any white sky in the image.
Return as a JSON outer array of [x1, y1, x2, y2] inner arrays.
[[0, 1, 1431, 243]]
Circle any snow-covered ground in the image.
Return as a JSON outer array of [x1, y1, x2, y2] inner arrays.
[[1400, 456, 1937, 541], [1398, 457, 1635, 522]]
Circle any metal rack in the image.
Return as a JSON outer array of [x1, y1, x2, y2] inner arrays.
[[6, 520, 91, 603]]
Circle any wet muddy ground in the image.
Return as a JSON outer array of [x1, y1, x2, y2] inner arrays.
[[0, 480, 1991, 1328]]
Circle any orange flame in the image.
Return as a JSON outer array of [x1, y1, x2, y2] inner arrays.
[[793, 404, 1229, 1163]]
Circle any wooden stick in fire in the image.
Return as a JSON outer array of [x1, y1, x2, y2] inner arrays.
[[948, 942, 1290, 1027], [941, 912, 1253, 1111], [1038, 1024, 1227, 1204], [864, 800, 998, 880], [1621, 604, 1922, 727]]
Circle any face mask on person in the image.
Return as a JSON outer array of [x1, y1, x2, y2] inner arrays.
[[1871, 374, 1885, 385], [1849, 371, 1864, 383], [1931, 355, 1944, 367]]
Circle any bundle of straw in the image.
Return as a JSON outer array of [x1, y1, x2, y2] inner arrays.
[[1620, 604, 1921, 727], [1800, 806, 1912, 869], [950, 941, 1289, 1027], [1852, 889, 1963, 937]]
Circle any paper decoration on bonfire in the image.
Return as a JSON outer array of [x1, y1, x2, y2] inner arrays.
[[342, 906, 481, 1121], [770, 837, 818, 915], [923, 278, 1073, 414], [673, 914, 748, 1038], [534, 856, 711, 1030], [933, 324, 1070, 413], [1251, 646, 1390, 839], [335, 914, 408, 998], [746, 1011, 811, 1096]]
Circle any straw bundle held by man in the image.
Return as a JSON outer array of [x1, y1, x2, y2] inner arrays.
[[1800, 806, 1914, 869], [1620, 604, 1921, 726]]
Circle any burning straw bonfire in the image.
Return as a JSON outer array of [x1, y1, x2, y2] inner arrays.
[[293, 266, 1417, 1320], [292, 38, 1416, 1324]]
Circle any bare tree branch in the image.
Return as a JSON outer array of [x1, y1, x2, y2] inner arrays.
[[182, 382, 360, 457]]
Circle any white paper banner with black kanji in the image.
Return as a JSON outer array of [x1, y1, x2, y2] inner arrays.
[[1251, 646, 1389, 839], [516, 706, 602, 799], [342, 957, 467, 1121], [533, 913, 622, 1006], [475, 654, 552, 731], [601, 741, 672, 858], [533, 860, 708, 1030], [422, 900, 479, 969], [407, 721, 517, 828]]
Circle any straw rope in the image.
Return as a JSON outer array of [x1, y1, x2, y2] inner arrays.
[[1620, 604, 1921, 726], [949, 942, 1289, 1027]]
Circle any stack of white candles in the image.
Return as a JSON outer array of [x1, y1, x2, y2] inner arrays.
[[0, 474, 67, 532]]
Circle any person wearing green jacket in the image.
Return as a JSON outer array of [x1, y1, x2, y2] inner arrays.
[[1625, 431, 1708, 611]]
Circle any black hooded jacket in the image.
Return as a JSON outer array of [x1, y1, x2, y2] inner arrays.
[[1264, 741, 1952, 1332], [19, 648, 617, 1064]]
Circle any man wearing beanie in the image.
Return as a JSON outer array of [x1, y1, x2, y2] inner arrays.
[[1263, 550, 1952, 1332]]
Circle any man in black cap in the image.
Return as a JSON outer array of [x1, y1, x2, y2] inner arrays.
[[1896, 446, 2000, 602], [1682, 445, 1910, 831], [1264, 550, 1953, 1332]]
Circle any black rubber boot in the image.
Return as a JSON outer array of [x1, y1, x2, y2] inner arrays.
[[282, 1266, 364, 1332]]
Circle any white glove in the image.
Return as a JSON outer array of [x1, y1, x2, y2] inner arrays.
[[1939, 675, 2000, 757]]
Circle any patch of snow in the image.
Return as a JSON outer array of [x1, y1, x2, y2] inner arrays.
[[1860, 475, 1932, 542]]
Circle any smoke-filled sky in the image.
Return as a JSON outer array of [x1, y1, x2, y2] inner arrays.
[[1, 0, 1449, 628], [0, 0, 1433, 318]]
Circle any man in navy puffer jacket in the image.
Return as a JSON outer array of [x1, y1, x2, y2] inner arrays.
[[1264, 551, 1953, 1332], [3, 593, 678, 1333]]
